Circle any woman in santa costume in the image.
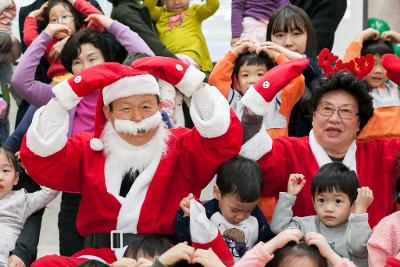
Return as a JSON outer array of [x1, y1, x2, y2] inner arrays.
[[239, 50, 400, 228], [19, 56, 242, 265]]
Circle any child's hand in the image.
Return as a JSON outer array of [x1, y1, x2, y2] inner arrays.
[[355, 28, 379, 44], [354, 186, 373, 213], [44, 23, 71, 39], [85, 14, 113, 30], [192, 248, 226, 267], [263, 228, 302, 255], [287, 173, 305, 196], [180, 193, 193, 217], [231, 39, 256, 57], [28, 2, 48, 19], [305, 232, 343, 266], [231, 37, 240, 47], [158, 242, 195, 266], [381, 30, 400, 44], [49, 36, 69, 61], [136, 258, 154, 267], [111, 257, 137, 267], [258, 41, 304, 60]]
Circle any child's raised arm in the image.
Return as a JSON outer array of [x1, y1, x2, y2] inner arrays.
[[142, 0, 162, 21], [343, 28, 379, 62], [196, 0, 220, 22]]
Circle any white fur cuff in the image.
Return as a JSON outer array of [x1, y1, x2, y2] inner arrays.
[[239, 129, 272, 161], [190, 85, 230, 138], [52, 80, 81, 110], [240, 86, 270, 116], [175, 65, 206, 97], [26, 100, 69, 157]]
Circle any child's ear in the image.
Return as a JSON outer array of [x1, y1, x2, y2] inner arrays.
[[350, 202, 356, 213], [13, 172, 19, 186], [213, 185, 222, 200]]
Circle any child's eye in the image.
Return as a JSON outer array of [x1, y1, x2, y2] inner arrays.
[[257, 72, 265, 77], [318, 198, 325, 203], [336, 199, 343, 204]]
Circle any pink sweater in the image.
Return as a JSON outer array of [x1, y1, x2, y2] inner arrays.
[[234, 242, 356, 267], [368, 211, 400, 267]]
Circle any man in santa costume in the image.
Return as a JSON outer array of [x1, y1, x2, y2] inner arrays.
[[20, 56, 242, 265]]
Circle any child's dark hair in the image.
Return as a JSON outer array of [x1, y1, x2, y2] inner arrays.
[[266, 241, 327, 267], [0, 147, 20, 174], [216, 155, 263, 203], [76, 260, 109, 267], [61, 28, 112, 73], [361, 39, 394, 57], [267, 5, 317, 59], [123, 234, 171, 259], [311, 162, 360, 204], [233, 52, 275, 78], [44, 0, 82, 31]]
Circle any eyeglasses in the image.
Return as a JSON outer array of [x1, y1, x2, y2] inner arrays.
[[50, 15, 74, 24], [315, 103, 359, 120]]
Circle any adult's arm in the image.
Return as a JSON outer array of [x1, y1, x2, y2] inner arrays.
[[10, 209, 45, 267], [11, 31, 54, 107], [111, 6, 176, 58], [231, 0, 245, 39]]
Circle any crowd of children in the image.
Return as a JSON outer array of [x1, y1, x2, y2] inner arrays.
[[0, 0, 400, 267]]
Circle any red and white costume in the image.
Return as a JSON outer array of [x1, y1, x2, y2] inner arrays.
[[20, 58, 242, 265], [239, 59, 400, 228]]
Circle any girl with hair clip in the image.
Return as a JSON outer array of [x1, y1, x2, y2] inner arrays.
[[368, 168, 400, 267], [343, 27, 400, 140], [11, 13, 154, 257], [264, 4, 323, 137], [235, 229, 357, 267], [23, 0, 103, 85]]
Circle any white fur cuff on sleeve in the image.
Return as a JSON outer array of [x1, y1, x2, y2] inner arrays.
[[52, 80, 82, 110], [239, 129, 272, 161], [190, 85, 230, 138], [240, 86, 270, 116], [176, 65, 206, 97], [26, 99, 69, 157]]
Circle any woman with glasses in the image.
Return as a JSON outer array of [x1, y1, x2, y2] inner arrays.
[[239, 69, 400, 228], [23, 0, 103, 85]]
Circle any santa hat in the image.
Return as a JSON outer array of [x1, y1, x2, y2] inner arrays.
[[51, 57, 206, 151], [190, 197, 234, 267], [382, 54, 400, 84], [240, 58, 309, 116]]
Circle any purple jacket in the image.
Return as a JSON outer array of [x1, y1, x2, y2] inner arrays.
[[231, 0, 289, 38], [12, 21, 154, 136]]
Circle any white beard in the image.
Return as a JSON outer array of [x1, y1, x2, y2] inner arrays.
[[102, 120, 169, 173]]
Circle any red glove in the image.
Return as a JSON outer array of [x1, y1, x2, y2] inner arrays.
[[382, 54, 400, 85]]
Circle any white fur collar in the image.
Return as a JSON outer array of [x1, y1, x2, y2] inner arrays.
[[309, 130, 357, 173]]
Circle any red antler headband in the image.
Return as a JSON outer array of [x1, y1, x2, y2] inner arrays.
[[318, 48, 374, 79]]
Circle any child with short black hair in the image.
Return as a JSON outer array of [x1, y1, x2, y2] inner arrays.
[[175, 155, 274, 262], [344, 28, 400, 140], [123, 234, 171, 260], [270, 162, 373, 266]]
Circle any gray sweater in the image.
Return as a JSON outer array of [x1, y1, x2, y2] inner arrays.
[[270, 192, 371, 267]]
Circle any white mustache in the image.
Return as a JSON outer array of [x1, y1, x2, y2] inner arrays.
[[113, 111, 162, 135]]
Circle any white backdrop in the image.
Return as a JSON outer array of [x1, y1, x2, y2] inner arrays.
[[13, 0, 364, 60]]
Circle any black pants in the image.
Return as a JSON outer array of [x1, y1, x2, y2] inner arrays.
[[58, 192, 84, 256]]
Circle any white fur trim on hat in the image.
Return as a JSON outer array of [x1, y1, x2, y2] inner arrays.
[[103, 75, 159, 105], [240, 85, 269, 116], [52, 80, 82, 110], [175, 65, 206, 97], [239, 128, 272, 161], [90, 138, 104, 151]]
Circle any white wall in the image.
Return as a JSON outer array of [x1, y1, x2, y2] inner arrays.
[[13, 0, 364, 59]]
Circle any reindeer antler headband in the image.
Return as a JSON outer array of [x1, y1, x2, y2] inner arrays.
[[318, 48, 374, 79]]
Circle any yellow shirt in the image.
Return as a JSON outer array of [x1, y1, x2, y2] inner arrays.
[[144, 0, 219, 72]]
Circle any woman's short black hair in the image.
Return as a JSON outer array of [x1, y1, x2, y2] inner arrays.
[[123, 234, 171, 259], [266, 241, 327, 267], [216, 155, 263, 203], [361, 39, 394, 57], [233, 52, 275, 78], [309, 71, 373, 131], [61, 28, 112, 73], [266, 5, 317, 59], [311, 162, 360, 204], [43, 0, 82, 31]]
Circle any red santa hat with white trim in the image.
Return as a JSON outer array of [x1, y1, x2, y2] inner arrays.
[[189, 197, 234, 267], [382, 54, 400, 85], [51, 57, 205, 151]]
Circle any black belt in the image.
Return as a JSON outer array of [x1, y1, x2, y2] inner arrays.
[[84, 231, 136, 250], [84, 231, 173, 250]]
